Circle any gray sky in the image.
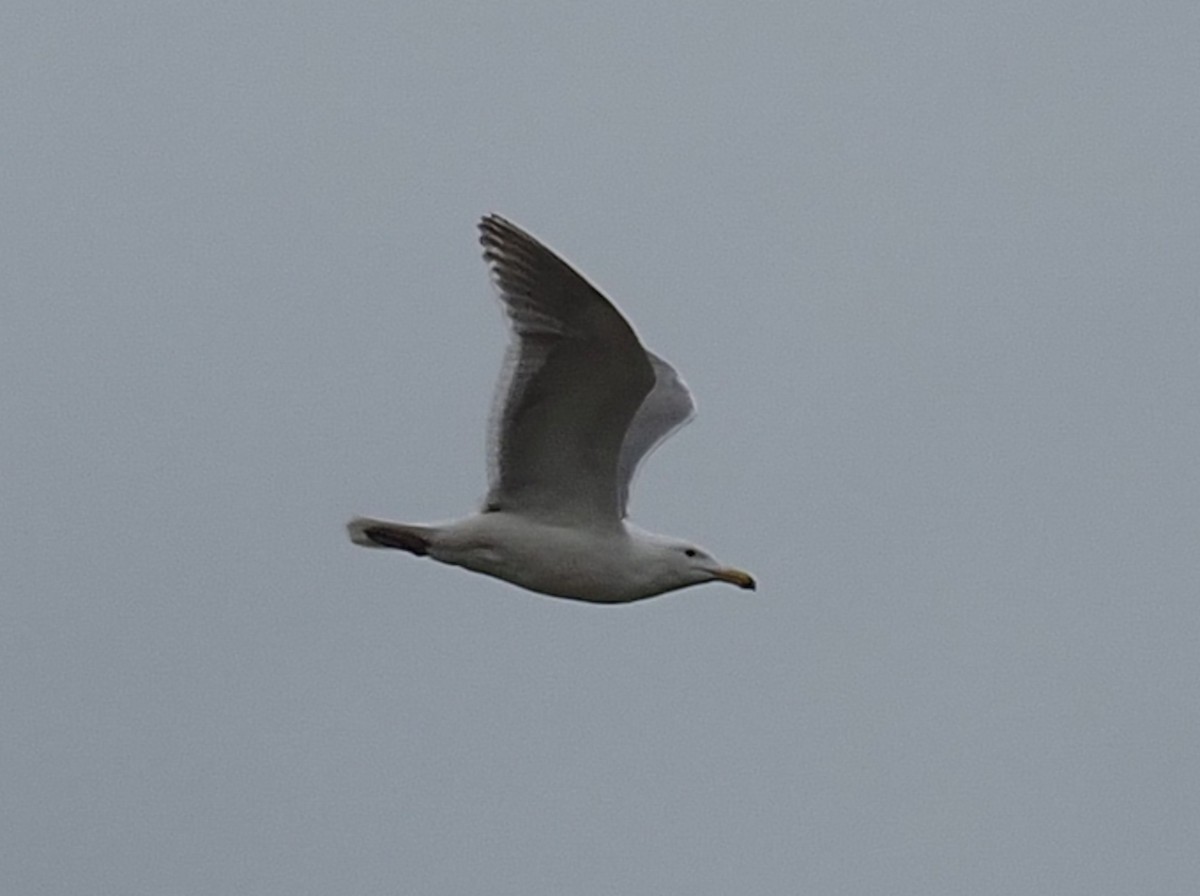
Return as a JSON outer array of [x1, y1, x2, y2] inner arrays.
[[4, 2, 1198, 894]]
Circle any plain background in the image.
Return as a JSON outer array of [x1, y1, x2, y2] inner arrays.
[[4, 3, 1198, 894]]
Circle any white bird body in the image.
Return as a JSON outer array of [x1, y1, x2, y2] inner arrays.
[[348, 514, 746, 603], [348, 215, 754, 603]]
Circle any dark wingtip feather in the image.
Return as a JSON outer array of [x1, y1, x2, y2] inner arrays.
[[478, 214, 546, 296]]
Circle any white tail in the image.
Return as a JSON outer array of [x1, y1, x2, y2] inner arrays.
[[346, 517, 435, 555]]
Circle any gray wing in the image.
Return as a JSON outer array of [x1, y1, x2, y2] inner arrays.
[[615, 352, 696, 516], [479, 215, 655, 526]]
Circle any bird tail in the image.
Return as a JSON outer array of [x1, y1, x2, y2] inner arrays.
[[346, 517, 436, 556]]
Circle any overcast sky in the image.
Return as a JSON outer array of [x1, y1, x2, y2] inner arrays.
[[4, 3, 1198, 894]]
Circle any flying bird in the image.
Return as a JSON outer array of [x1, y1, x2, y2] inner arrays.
[[348, 215, 755, 602]]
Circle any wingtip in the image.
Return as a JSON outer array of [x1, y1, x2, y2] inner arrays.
[[479, 212, 515, 238], [478, 213, 511, 251]]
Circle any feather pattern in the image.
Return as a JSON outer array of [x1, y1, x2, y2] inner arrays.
[[478, 215, 692, 524]]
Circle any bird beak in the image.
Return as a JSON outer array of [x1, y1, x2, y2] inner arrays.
[[712, 567, 756, 590]]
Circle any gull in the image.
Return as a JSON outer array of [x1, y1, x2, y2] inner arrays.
[[347, 214, 755, 603]]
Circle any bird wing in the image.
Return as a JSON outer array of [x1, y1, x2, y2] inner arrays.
[[479, 215, 655, 526], [615, 351, 696, 516]]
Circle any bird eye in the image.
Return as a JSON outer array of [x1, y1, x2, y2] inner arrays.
[[684, 548, 697, 558]]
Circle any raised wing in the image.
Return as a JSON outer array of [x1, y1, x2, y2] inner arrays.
[[616, 352, 696, 516], [479, 215, 655, 526]]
